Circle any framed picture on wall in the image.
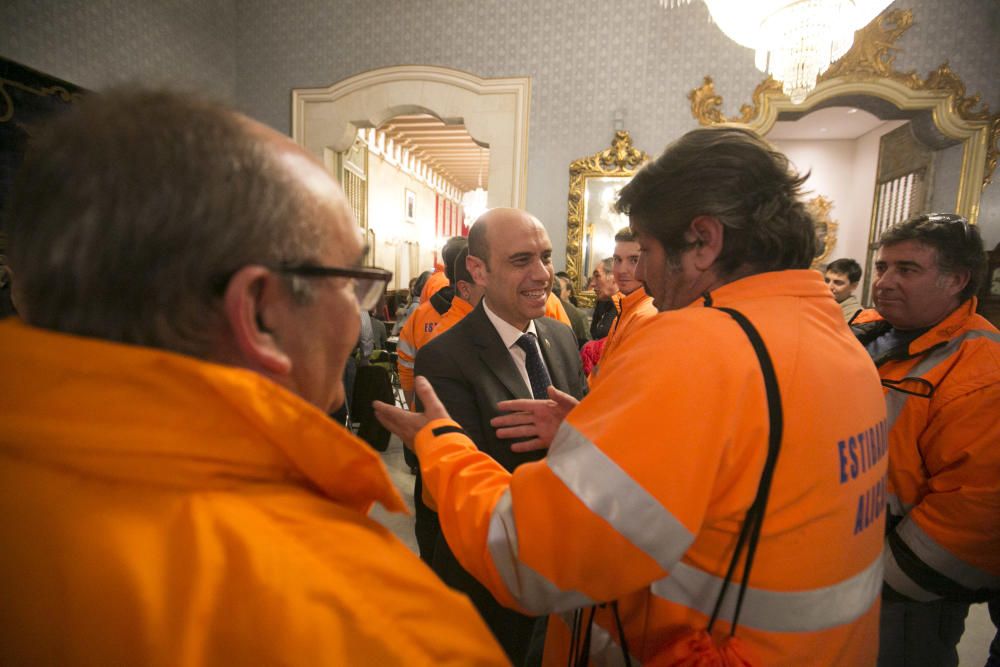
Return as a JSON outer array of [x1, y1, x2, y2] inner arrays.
[[404, 189, 416, 222]]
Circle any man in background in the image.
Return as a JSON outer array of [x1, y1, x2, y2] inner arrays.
[[589, 226, 657, 387], [0, 89, 506, 666], [552, 274, 589, 347], [852, 214, 1000, 667], [825, 257, 864, 322], [589, 256, 619, 340]]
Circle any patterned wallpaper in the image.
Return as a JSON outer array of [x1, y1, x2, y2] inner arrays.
[[235, 0, 1000, 257], [2, 0, 998, 256], [0, 0, 237, 100]]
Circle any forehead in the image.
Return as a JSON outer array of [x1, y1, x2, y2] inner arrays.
[[615, 240, 641, 256], [877, 240, 938, 266], [490, 214, 551, 257], [825, 270, 848, 281]]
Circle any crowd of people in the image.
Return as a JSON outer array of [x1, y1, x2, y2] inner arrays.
[[1, 88, 997, 666]]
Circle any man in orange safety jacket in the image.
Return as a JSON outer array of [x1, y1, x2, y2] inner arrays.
[[376, 127, 887, 666], [852, 213, 1000, 667], [589, 226, 657, 388], [396, 236, 467, 409], [0, 89, 508, 666]]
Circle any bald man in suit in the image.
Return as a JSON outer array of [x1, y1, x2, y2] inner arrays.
[[414, 208, 586, 665]]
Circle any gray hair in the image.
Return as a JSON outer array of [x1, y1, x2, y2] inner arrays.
[[5, 88, 328, 357]]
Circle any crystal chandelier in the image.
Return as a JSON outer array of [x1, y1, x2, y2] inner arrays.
[[660, 0, 892, 103], [461, 147, 488, 227]]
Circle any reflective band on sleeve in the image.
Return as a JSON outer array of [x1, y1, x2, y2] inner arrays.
[[885, 330, 1000, 430], [884, 546, 941, 602], [556, 612, 641, 667], [397, 339, 417, 358], [897, 517, 1000, 590], [650, 554, 883, 633], [397, 358, 414, 369], [546, 422, 694, 571], [887, 493, 912, 517], [486, 489, 596, 614]]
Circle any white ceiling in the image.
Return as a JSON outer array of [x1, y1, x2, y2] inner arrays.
[[377, 114, 488, 193], [768, 106, 887, 140]]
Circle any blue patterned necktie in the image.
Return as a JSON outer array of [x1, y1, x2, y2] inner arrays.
[[514, 333, 553, 400]]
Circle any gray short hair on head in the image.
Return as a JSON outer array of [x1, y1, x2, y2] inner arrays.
[[616, 127, 816, 276], [5, 87, 328, 357], [599, 257, 613, 274], [877, 213, 986, 301]]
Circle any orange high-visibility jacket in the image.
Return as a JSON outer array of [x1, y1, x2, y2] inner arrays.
[[430, 296, 473, 342], [0, 320, 509, 666], [545, 291, 572, 327], [420, 267, 448, 303], [397, 291, 452, 396], [416, 271, 887, 666], [589, 287, 657, 388], [853, 299, 1000, 602]]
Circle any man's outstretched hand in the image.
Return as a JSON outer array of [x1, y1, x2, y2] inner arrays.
[[373, 376, 451, 450], [490, 385, 578, 452]]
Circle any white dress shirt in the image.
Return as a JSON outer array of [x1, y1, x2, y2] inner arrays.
[[482, 298, 550, 396]]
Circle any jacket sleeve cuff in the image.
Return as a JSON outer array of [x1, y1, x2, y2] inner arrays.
[[414, 417, 472, 459]]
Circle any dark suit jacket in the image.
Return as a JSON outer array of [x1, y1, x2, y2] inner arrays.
[[415, 301, 587, 471], [413, 301, 587, 664]]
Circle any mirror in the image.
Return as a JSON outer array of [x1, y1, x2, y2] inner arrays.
[[566, 131, 650, 298], [688, 7, 998, 298]]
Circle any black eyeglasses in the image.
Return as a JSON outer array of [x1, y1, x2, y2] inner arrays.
[[275, 263, 392, 310]]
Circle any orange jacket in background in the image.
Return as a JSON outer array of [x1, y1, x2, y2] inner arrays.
[[0, 320, 508, 666], [415, 271, 886, 666], [420, 268, 448, 303], [545, 291, 571, 327], [589, 287, 657, 389], [397, 288, 453, 398], [429, 296, 473, 342], [853, 299, 1000, 602]]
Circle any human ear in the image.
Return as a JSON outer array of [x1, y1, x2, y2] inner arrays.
[[688, 216, 724, 271], [467, 254, 488, 287], [222, 266, 292, 376], [938, 269, 970, 297]]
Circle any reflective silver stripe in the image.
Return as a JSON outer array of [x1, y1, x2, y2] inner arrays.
[[887, 493, 912, 517], [650, 555, 883, 633], [397, 357, 414, 369], [397, 339, 417, 357], [546, 422, 694, 570], [885, 329, 1000, 430], [487, 489, 596, 614], [556, 612, 641, 667], [884, 545, 940, 602], [897, 516, 1000, 590]]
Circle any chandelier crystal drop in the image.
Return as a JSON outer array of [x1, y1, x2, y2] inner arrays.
[[659, 0, 892, 103], [461, 146, 489, 227]]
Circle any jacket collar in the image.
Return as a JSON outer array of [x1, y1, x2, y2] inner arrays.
[[697, 269, 830, 308], [615, 287, 653, 315], [0, 320, 405, 514], [852, 298, 980, 357]]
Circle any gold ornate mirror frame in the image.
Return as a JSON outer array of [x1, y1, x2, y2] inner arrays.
[[807, 195, 838, 267], [687, 8, 998, 226], [566, 131, 650, 294]]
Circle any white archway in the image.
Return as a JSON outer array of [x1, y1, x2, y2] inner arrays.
[[292, 65, 531, 208]]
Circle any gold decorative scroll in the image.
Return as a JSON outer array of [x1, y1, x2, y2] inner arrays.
[[0, 78, 82, 124], [565, 131, 650, 290]]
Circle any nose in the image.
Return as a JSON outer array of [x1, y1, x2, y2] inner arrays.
[[530, 257, 551, 283]]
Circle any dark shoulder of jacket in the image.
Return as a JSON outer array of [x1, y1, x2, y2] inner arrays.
[[851, 319, 891, 346], [430, 285, 455, 315]]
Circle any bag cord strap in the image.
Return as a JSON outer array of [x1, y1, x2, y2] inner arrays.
[[706, 306, 784, 638]]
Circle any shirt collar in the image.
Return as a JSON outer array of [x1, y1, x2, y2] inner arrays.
[[482, 297, 538, 349]]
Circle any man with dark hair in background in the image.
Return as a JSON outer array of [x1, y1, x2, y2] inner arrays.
[[396, 236, 466, 410], [377, 127, 887, 665], [0, 89, 507, 665], [589, 226, 657, 387], [825, 257, 864, 322], [589, 256, 618, 340], [852, 213, 1000, 667]]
